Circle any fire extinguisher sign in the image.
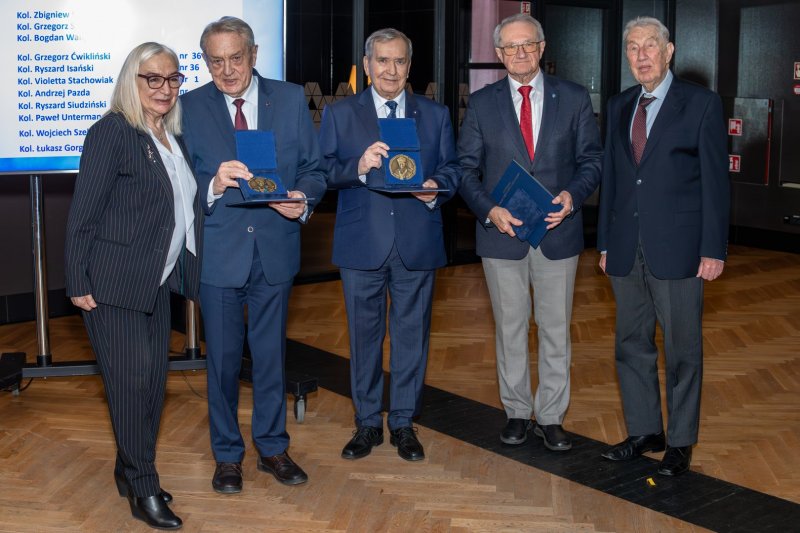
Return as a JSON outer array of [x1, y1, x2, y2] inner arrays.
[[729, 155, 741, 173]]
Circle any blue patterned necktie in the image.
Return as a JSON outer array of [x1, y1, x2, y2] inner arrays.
[[385, 100, 398, 119]]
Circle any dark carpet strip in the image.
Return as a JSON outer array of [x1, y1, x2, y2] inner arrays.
[[285, 339, 800, 533]]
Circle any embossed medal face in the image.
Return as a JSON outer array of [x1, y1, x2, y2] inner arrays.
[[389, 154, 416, 180], [249, 177, 277, 193]]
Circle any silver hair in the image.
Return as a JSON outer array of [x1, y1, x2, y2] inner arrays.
[[623, 16, 671, 46], [364, 28, 413, 59], [493, 14, 545, 47], [200, 16, 256, 55], [109, 42, 182, 134]]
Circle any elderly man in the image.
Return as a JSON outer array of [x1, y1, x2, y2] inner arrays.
[[458, 14, 601, 452], [181, 16, 327, 492], [598, 17, 729, 476], [318, 28, 460, 462]]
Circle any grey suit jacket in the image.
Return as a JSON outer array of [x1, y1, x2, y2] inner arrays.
[[458, 74, 601, 260], [65, 112, 203, 313]]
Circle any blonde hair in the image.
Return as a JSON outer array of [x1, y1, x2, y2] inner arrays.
[[108, 42, 182, 135]]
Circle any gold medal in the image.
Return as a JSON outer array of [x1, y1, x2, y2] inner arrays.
[[389, 154, 416, 180], [249, 177, 278, 193]]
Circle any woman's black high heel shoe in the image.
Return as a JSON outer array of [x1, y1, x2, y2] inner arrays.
[[126, 493, 182, 530]]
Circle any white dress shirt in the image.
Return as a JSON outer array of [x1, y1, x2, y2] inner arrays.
[[508, 71, 544, 151], [150, 131, 197, 284], [207, 76, 260, 205]]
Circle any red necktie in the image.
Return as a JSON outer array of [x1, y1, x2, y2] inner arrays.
[[233, 98, 248, 130], [631, 95, 655, 165], [518, 85, 534, 161]]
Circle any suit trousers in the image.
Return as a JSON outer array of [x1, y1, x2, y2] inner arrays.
[[608, 244, 704, 447], [482, 246, 578, 424], [83, 283, 171, 498], [200, 246, 292, 461], [340, 244, 435, 430]]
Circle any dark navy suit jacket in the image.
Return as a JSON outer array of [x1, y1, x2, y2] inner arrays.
[[597, 76, 730, 279], [318, 89, 461, 271], [180, 72, 327, 287], [458, 74, 602, 261], [65, 112, 203, 312]]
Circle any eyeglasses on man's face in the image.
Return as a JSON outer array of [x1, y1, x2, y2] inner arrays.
[[137, 73, 186, 89], [498, 41, 543, 56]]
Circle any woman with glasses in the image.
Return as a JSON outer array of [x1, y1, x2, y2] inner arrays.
[[65, 42, 202, 530]]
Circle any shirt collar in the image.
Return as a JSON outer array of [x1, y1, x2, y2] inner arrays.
[[370, 86, 406, 113], [640, 69, 673, 100], [507, 70, 543, 95], [222, 73, 259, 106]]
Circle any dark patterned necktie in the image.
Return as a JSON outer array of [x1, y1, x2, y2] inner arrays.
[[385, 100, 398, 118], [518, 85, 534, 161], [233, 98, 248, 130], [631, 95, 655, 165]]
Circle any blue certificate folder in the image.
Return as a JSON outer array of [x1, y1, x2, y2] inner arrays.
[[490, 160, 554, 247], [229, 130, 309, 205], [368, 118, 449, 193]]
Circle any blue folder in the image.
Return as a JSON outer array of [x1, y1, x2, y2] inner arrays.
[[229, 130, 308, 205], [366, 118, 449, 193], [490, 160, 554, 247]]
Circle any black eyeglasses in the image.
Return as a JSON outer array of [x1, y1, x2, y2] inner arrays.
[[499, 41, 543, 56], [137, 74, 186, 89]]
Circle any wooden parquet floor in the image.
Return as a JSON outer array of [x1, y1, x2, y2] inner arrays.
[[1, 245, 798, 532]]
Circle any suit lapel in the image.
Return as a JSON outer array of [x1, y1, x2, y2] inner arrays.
[[535, 75, 558, 171], [618, 89, 639, 164], [207, 87, 237, 156], [639, 79, 685, 166], [404, 91, 419, 121], [494, 77, 530, 165], [256, 73, 275, 131], [356, 88, 380, 139], [137, 132, 173, 201]]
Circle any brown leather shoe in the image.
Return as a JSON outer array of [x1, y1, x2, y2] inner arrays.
[[212, 462, 243, 494], [257, 452, 308, 485]]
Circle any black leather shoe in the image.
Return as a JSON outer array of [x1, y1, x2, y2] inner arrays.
[[342, 426, 384, 460], [658, 446, 692, 476], [533, 423, 572, 451], [601, 432, 666, 461], [500, 418, 533, 445], [390, 427, 425, 461], [127, 494, 182, 530], [115, 469, 173, 504], [212, 462, 243, 494], [257, 452, 308, 485]]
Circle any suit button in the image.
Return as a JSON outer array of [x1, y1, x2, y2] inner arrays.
[[247, 226, 254, 233], [390, 211, 394, 216], [633, 212, 638, 217], [636, 179, 642, 185]]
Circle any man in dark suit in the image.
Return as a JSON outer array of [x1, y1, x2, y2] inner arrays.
[[181, 17, 327, 492], [597, 16, 730, 476], [458, 14, 601, 451], [318, 28, 460, 462]]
